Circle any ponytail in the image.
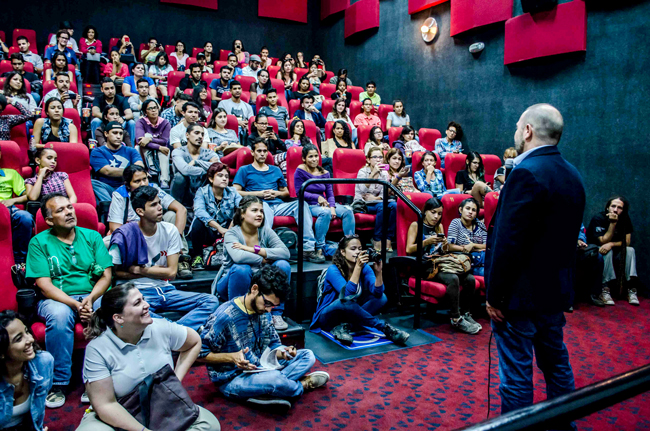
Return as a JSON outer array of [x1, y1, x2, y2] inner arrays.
[[83, 283, 138, 340], [84, 308, 108, 340]]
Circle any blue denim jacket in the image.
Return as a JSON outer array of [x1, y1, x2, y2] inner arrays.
[[193, 185, 242, 229], [0, 351, 54, 431]]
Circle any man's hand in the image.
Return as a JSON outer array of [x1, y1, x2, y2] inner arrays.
[[79, 295, 95, 321], [1, 199, 15, 207], [263, 190, 277, 200], [599, 243, 613, 255], [232, 348, 257, 370], [116, 116, 125, 124], [486, 301, 505, 323], [128, 265, 143, 275], [577, 240, 587, 249], [607, 212, 619, 223], [277, 346, 297, 361], [159, 146, 170, 156]]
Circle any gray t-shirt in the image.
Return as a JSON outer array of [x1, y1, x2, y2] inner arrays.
[[259, 106, 289, 132], [387, 112, 410, 127], [107, 184, 176, 225], [206, 128, 239, 147], [218, 98, 254, 122]]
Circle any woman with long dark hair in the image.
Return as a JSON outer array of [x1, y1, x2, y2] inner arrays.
[[191, 86, 211, 121], [447, 197, 487, 275], [392, 125, 426, 159], [386, 100, 410, 128], [385, 148, 416, 193], [103, 50, 129, 85], [170, 40, 189, 71], [149, 52, 174, 100], [454, 151, 492, 208], [285, 119, 312, 149], [321, 120, 354, 174], [231, 39, 249, 66], [79, 25, 102, 54], [249, 69, 272, 105], [203, 41, 214, 65], [45, 52, 73, 82], [2, 72, 36, 112], [276, 59, 296, 98], [207, 107, 241, 158], [363, 125, 388, 155], [32, 98, 79, 149]]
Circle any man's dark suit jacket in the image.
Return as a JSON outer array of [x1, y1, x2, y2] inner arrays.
[[485, 145, 585, 314], [293, 109, 326, 128]]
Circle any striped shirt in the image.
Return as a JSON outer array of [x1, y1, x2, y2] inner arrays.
[[447, 218, 487, 246]]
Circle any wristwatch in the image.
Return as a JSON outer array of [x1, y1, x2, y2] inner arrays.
[[253, 245, 261, 254]]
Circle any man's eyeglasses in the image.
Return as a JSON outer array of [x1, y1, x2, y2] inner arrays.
[[448, 130, 457, 134], [370, 156, 383, 159], [260, 293, 279, 308]]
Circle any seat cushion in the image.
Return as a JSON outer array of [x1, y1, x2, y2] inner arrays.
[[408, 288, 441, 305], [354, 213, 376, 230], [32, 322, 89, 350], [408, 276, 447, 299]]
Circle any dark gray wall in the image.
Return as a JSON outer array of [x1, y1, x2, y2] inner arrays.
[[317, 0, 650, 287]]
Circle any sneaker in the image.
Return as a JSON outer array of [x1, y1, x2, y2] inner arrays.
[[599, 287, 615, 306], [247, 397, 292, 409], [464, 312, 482, 330], [331, 323, 354, 345], [451, 316, 481, 335], [191, 256, 205, 271], [300, 371, 330, 391], [81, 391, 89, 403], [177, 256, 193, 280], [628, 289, 640, 306], [46, 387, 66, 409], [304, 250, 326, 264], [160, 180, 169, 189], [590, 294, 606, 307], [272, 315, 289, 331], [382, 323, 410, 345]]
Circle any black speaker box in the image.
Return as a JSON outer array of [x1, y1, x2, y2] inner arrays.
[[521, 0, 558, 14]]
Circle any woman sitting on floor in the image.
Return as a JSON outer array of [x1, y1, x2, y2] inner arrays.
[[25, 146, 77, 203], [447, 197, 487, 276], [455, 151, 492, 208]]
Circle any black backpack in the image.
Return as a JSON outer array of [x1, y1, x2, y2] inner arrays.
[[275, 227, 298, 261]]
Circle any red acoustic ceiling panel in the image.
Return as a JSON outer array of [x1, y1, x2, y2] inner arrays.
[[322, 0, 350, 20], [450, 0, 513, 36], [344, 0, 380, 38], [160, 0, 218, 10], [504, 0, 587, 65], [259, 0, 308, 23], [409, 0, 449, 15]]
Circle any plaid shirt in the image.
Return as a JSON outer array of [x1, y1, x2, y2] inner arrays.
[[414, 168, 446, 197], [160, 107, 183, 129], [0, 102, 31, 141], [434, 138, 463, 167], [25, 172, 69, 198]]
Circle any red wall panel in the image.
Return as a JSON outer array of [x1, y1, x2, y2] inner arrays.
[[408, 0, 448, 15], [344, 0, 380, 39], [160, 0, 218, 10], [322, 0, 350, 20], [259, 0, 308, 23], [450, 0, 513, 36], [504, 0, 587, 65]]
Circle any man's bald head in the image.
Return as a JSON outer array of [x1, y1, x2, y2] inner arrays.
[[514, 104, 564, 154]]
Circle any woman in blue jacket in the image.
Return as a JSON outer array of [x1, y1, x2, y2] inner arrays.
[[0, 311, 53, 430], [310, 235, 409, 346]]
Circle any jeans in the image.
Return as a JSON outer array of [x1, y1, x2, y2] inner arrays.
[[602, 247, 637, 284], [316, 293, 387, 332], [217, 261, 291, 317], [366, 201, 397, 242], [9, 206, 34, 264], [171, 173, 202, 207], [433, 272, 475, 318], [91, 180, 116, 206], [262, 200, 316, 251], [219, 349, 315, 400], [139, 284, 219, 331], [309, 204, 355, 250], [144, 149, 171, 183], [90, 117, 102, 140], [37, 294, 102, 385], [492, 312, 576, 431], [188, 220, 220, 258]]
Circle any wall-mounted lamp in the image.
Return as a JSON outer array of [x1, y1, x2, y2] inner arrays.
[[421, 17, 438, 43]]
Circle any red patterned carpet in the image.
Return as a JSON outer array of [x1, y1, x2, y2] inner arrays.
[[46, 300, 650, 430]]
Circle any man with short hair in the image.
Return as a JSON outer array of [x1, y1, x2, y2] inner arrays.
[[27, 193, 113, 408], [227, 53, 242, 76], [200, 264, 329, 409], [218, 80, 253, 139], [47, 21, 80, 53], [240, 55, 262, 81], [16, 36, 43, 74], [4, 54, 38, 83], [209, 66, 233, 106], [293, 94, 326, 128], [359, 81, 381, 107], [169, 101, 211, 149], [195, 52, 210, 73], [91, 77, 135, 141], [161, 93, 192, 129], [259, 89, 289, 139], [43, 72, 81, 116], [128, 79, 153, 121], [178, 63, 208, 94], [89, 122, 144, 204], [44, 30, 78, 66], [234, 139, 323, 263], [109, 185, 219, 329], [122, 63, 156, 99], [141, 37, 163, 64]]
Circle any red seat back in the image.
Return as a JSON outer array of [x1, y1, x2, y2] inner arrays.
[[0, 77, 30, 93], [267, 65, 281, 79], [388, 127, 403, 145], [109, 38, 120, 53], [36, 203, 100, 234], [320, 83, 336, 99], [165, 45, 176, 56], [235, 146, 274, 172], [186, 57, 197, 68], [0, 204, 17, 311], [411, 151, 441, 179], [294, 68, 309, 78], [396, 192, 434, 256], [483, 191, 500, 228], [49, 143, 96, 206], [348, 85, 364, 102], [192, 47, 204, 57], [286, 146, 322, 198], [63, 108, 81, 134], [357, 125, 374, 151], [419, 128, 441, 152], [42, 78, 76, 95], [291, 81, 313, 92], [321, 99, 335, 119], [219, 49, 230, 61], [168, 56, 178, 71], [481, 154, 502, 185], [0, 140, 23, 175], [13, 29, 37, 54], [213, 60, 228, 71], [332, 148, 366, 197], [137, 43, 147, 62], [255, 94, 268, 109], [378, 104, 393, 131], [324, 71, 335, 82], [221, 91, 250, 103], [444, 153, 468, 189], [441, 194, 471, 235], [234, 75, 257, 91], [324, 121, 335, 140], [349, 100, 362, 118], [247, 115, 278, 135], [202, 72, 220, 86], [302, 120, 319, 145], [288, 99, 301, 119], [167, 71, 186, 95], [2, 113, 31, 177], [0, 60, 13, 74]]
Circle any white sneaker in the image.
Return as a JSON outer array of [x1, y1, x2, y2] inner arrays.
[[301, 371, 330, 390], [81, 391, 90, 403], [160, 180, 169, 189], [273, 315, 289, 331], [599, 287, 615, 305], [46, 387, 66, 409], [628, 289, 640, 306]]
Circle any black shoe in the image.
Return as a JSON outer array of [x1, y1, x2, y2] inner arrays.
[[304, 250, 326, 264], [191, 256, 205, 271], [177, 255, 193, 279], [590, 294, 605, 307], [331, 323, 354, 345], [382, 323, 410, 345]]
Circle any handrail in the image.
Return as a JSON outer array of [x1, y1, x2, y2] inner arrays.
[[297, 178, 426, 328], [454, 362, 650, 431]]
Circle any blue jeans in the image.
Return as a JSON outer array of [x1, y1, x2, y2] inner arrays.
[[139, 284, 219, 331], [90, 117, 102, 140], [316, 293, 387, 332], [262, 200, 316, 251], [37, 294, 101, 385], [91, 180, 116, 205], [310, 204, 355, 250], [492, 312, 577, 431], [9, 206, 34, 264], [219, 349, 315, 400], [217, 261, 291, 317], [366, 201, 397, 242]]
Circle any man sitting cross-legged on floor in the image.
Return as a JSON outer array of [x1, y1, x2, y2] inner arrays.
[[200, 264, 330, 409], [108, 185, 219, 332]]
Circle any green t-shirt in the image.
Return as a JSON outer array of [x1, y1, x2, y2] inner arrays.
[[0, 169, 26, 200], [359, 91, 381, 106], [26, 227, 113, 296]]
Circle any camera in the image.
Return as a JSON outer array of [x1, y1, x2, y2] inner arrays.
[[366, 248, 382, 263]]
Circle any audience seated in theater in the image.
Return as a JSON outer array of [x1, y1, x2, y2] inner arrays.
[[90, 122, 144, 205], [295, 145, 355, 258], [171, 123, 220, 206], [108, 186, 218, 326], [326, 99, 357, 142], [289, 78, 320, 109], [454, 151, 492, 208], [0, 95, 31, 142], [359, 81, 380, 107], [259, 46, 272, 69], [355, 147, 397, 251], [178, 63, 208, 95], [122, 63, 156, 99], [209, 66, 234, 107], [321, 120, 355, 174], [202, 263, 329, 408], [32, 99, 79, 150], [231, 40, 250, 67], [405, 197, 480, 334], [0, 142, 33, 265], [2, 71, 37, 113], [250, 69, 272, 105], [93, 105, 132, 148], [189, 162, 241, 270], [16, 36, 43, 74], [91, 78, 135, 142], [241, 55, 262, 80], [25, 147, 77, 203], [218, 80, 253, 139], [233, 140, 323, 263], [192, 86, 211, 121], [43, 72, 81, 116], [78, 283, 220, 431], [103, 50, 130, 83], [305, 63, 322, 93], [576, 223, 606, 307], [44, 31, 77, 68], [115, 34, 136, 61], [258, 88, 289, 138], [447, 198, 487, 276], [435, 122, 463, 168], [141, 37, 163, 65], [170, 40, 189, 71], [293, 94, 326, 128], [277, 59, 297, 97], [363, 126, 389, 155], [0, 311, 54, 430], [493, 147, 517, 192], [354, 98, 381, 128], [134, 100, 172, 187], [195, 52, 210, 73], [213, 197, 292, 330], [207, 108, 242, 158], [385, 148, 416, 193], [329, 68, 352, 86], [45, 52, 74, 83], [47, 21, 79, 52], [170, 102, 210, 149], [276, 52, 292, 67], [285, 119, 313, 149], [393, 125, 426, 158], [161, 93, 192, 129], [227, 53, 242, 77], [80, 25, 102, 61], [247, 114, 287, 173], [414, 152, 459, 199], [127, 79, 152, 121], [310, 235, 408, 345], [203, 41, 215, 70], [386, 100, 411, 128], [587, 195, 639, 306], [295, 52, 307, 69], [26, 193, 113, 408], [148, 52, 174, 102], [331, 79, 352, 108]]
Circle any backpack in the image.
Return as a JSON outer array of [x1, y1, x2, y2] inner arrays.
[[202, 238, 227, 269], [275, 227, 298, 260]]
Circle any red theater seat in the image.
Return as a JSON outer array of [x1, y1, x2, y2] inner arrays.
[[165, 45, 176, 56], [192, 47, 204, 57], [378, 104, 393, 131], [409, 0, 448, 14], [202, 73, 220, 88], [324, 121, 335, 140], [213, 60, 228, 71], [12, 29, 37, 54], [286, 146, 321, 198], [483, 191, 500, 228], [349, 100, 362, 119], [481, 154, 502, 185], [0, 205, 17, 312], [205, 113, 240, 135], [234, 75, 257, 90], [235, 146, 274, 173], [450, 0, 513, 37], [186, 57, 197, 67], [268, 66, 281, 79], [332, 148, 365, 197], [411, 151, 441, 179], [109, 38, 121, 53], [357, 125, 373, 151], [36, 203, 103, 235], [444, 153, 467, 189], [301, 120, 320, 146], [348, 85, 364, 102], [344, 0, 380, 38], [322, 0, 351, 19], [49, 143, 101, 211], [441, 193, 471, 235], [219, 49, 230, 61], [388, 127, 403, 146], [1, 113, 31, 177], [288, 99, 301, 119], [321, 99, 335, 119], [0, 140, 29, 181], [137, 43, 147, 62], [419, 128, 442, 152], [247, 115, 278, 135], [167, 71, 187, 96], [42, 78, 77, 96], [220, 91, 250, 103], [0, 77, 31, 93], [320, 83, 336, 99]]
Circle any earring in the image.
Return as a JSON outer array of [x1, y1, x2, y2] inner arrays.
[[120, 325, 123, 328]]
